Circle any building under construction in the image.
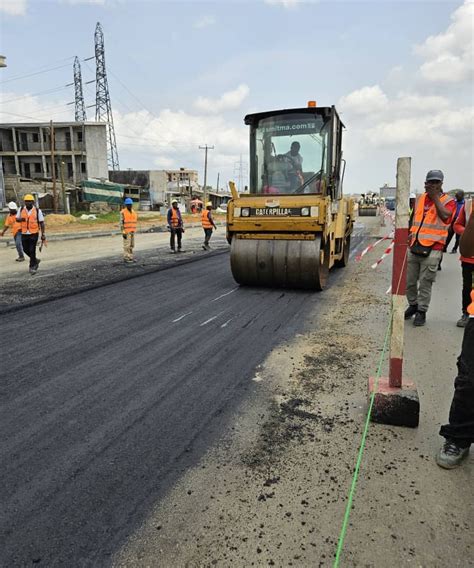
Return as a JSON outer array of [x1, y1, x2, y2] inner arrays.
[[0, 121, 108, 198]]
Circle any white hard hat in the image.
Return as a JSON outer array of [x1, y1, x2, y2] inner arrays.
[[409, 193, 416, 199], [8, 201, 18, 209], [171, 199, 178, 204]]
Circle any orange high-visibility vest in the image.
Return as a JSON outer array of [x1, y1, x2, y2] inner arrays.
[[121, 208, 137, 234], [201, 209, 213, 229], [468, 290, 474, 316], [170, 208, 180, 228], [19, 206, 39, 234], [5, 214, 22, 236], [410, 193, 453, 247]]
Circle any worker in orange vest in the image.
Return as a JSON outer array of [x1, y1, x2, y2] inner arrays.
[[120, 197, 138, 263], [167, 199, 184, 253], [437, 205, 474, 469], [201, 201, 217, 250], [16, 194, 46, 274], [453, 199, 473, 328], [1, 201, 25, 262], [405, 170, 456, 326]]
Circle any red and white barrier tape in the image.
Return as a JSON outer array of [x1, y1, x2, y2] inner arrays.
[[371, 241, 394, 269], [356, 233, 394, 261]]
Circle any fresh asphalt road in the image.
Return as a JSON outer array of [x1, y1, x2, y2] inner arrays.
[[0, 234, 366, 566]]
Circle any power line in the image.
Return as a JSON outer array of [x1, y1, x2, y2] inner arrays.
[[0, 84, 71, 105], [0, 59, 75, 85]]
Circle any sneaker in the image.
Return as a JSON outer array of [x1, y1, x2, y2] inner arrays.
[[16, 257, 25, 262], [177, 248, 183, 253], [450, 249, 457, 254], [413, 311, 426, 326], [456, 313, 469, 328], [437, 264, 442, 271], [436, 440, 470, 469], [404, 304, 418, 319]]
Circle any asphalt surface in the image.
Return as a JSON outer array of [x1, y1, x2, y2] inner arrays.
[[0, 229, 367, 567]]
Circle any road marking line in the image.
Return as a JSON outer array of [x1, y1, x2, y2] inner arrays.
[[200, 315, 218, 326], [211, 287, 238, 302], [172, 311, 193, 322], [221, 318, 233, 328]]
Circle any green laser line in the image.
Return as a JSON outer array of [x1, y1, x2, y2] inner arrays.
[[333, 314, 393, 567]]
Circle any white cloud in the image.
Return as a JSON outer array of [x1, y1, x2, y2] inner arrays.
[[415, 0, 473, 84], [0, 0, 27, 16], [194, 84, 250, 114], [339, 85, 388, 115], [193, 14, 216, 29], [264, 0, 300, 7]]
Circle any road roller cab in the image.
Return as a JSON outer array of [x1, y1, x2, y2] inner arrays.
[[227, 103, 354, 290]]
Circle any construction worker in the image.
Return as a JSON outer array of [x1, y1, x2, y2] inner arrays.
[[167, 199, 184, 252], [16, 194, 45, 274], [1, 201, 25, 262], [201, 201, 217, 250], [120, 197, 138, 263], [437, 206, 474, 469], [453, 199, 473, 328], [404, 170, 456, 326]]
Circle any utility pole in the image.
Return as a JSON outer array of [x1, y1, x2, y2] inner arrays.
[[50, 120, 58, 213], [60, 160, 66, 213], [73, 56, 87, 122], [94, 22, 119, 170], [233, 154, 248, 193], [199, 144, 214, 204], [216, 172, 220, 193]]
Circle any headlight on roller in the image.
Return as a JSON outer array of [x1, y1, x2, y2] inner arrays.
[[241, 207, 250, 217], [301, 207, 310, 216]]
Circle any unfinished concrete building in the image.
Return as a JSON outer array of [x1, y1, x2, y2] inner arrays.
[[0, 122, 108, 199]]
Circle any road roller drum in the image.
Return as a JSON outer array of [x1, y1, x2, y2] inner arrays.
[[230, 235, 329, 291]]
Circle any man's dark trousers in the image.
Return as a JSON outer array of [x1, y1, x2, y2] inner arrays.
[[462, 263, 474, 315], [170, 228, 183, 251], [21, 234, 39, 268], [440, 318, 474, 447], [204, 228, 213, 246]]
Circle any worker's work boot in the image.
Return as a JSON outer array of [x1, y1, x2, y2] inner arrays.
[[456, 313, 469, 328], [436, 440, 470, 469], [404, 304, 418, 319], [413, 311, 426, 326], [16, 257, 25, 262]]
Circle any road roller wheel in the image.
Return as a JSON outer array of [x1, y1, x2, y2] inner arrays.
[[230, 234, 330, 291], [335, 235, 350, 268]]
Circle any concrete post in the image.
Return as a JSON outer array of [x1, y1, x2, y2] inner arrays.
[[389, 158, 410, 387], [369, 157, 419, 428]]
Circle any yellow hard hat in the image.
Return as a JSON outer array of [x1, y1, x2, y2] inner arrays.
[[24, 194, 35, 201], [206, 201, 212, 207]]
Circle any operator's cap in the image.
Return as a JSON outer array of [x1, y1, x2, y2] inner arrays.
[[426, 169, 444, 182], [8, 201, 18, 209]]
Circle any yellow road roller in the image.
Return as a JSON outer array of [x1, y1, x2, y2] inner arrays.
[[226, 103, 354, 291]]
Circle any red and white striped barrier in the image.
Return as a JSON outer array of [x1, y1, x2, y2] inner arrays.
[[371, 241, 394, 269], [355, 233, 394, 261]]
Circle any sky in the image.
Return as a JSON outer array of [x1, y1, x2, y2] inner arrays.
[[0, 0, 473, 194]]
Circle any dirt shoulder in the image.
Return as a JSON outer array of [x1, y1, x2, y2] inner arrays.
[[114, 240, 472, 567]]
